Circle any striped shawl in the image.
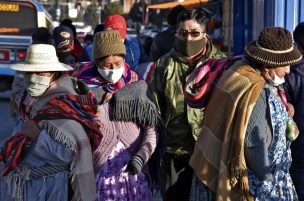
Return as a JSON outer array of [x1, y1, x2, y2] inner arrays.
[[189, 61, 265, 201], [1, 76, 101, 201], [70, 62, 139, 103]]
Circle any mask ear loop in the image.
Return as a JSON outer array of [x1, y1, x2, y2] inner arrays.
[[48, 72, 58, 88]]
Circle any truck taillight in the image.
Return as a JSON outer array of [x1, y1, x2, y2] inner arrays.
[[18, 51, 26, 59]]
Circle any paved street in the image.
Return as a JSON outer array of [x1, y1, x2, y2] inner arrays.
[[0, 91, 15, 147]]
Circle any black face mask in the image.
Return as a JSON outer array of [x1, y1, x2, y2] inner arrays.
[[174, 37, 206, 57]]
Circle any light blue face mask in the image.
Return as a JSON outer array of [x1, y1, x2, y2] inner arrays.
[[24, 73, 51, 96]]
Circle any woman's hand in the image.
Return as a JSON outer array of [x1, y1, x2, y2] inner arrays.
[[126, 155, 144, 175], [21, 120, 40, 140], [287, 103, 295, 117]]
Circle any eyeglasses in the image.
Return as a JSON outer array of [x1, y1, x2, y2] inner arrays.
[[177, 30, 206, 38]]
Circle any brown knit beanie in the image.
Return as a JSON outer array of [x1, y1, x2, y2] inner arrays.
[[93, 28, 126, 60], [244, 27, 302, 67]]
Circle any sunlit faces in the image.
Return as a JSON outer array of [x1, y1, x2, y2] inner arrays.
[[24, 72, 54, 77], [263, 65, 290, 86], [268, 66, 290, 79], [95, 55, 125, 70], [95, 55, 125, 83], [176, 19, 207, 41], [23, 72, 55, 97]]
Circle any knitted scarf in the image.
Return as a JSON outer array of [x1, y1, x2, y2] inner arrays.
[[0, 78, 102, 201], [184, 56, 241, 108], [71, 62, 140, 103]]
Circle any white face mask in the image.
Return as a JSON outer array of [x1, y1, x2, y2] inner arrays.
[[98, 65, 124, 83], [24, 73, 51, 96], [268, 72, 285, 86]]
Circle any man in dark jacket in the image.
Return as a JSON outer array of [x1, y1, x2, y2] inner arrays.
[[149, 5, 186, 61], [284, 22, 304, 201]]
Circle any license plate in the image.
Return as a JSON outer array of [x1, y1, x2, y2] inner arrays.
[[0, 49, 10, 62]]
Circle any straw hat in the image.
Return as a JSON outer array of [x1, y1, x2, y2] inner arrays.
[[10, 44, 73, 72], [244, 27, 302, 67]]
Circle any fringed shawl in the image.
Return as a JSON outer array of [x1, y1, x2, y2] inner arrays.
[[95, 80, 167, 195], [112, 80, 158, 127], [72, 62, 166, 193], [0, 76, 102, 201], [113, 80, 166, 192], [70, 62, 140, 103], [189, 62, 265, 201]]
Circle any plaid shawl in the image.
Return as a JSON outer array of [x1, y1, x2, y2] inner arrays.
[[71, 62, 140, 103], [0, 78, 102, 201], [184, 56, 241, 108], [189, 62, 265, 201]]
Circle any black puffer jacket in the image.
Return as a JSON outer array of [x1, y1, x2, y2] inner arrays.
[[284, 60, 304, 160]]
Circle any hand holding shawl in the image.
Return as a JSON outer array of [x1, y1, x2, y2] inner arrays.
[[21, 120, 40, 140]]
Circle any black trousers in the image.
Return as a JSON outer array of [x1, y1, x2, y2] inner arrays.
[[164, 154, 193, 201], [290, 160, 304, 201]]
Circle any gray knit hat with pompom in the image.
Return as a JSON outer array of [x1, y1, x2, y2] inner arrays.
[[93, 28, 126, 60]]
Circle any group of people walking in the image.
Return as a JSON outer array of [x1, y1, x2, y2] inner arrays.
[[0, 6, 304, 201]]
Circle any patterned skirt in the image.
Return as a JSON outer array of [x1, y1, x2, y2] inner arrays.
[[248, 87, 298, 201], [95, 141, 151, 201], [189, 175, 216, 201]]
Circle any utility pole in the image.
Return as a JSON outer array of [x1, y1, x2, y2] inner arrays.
[[55, 0, 60, 21], [141, 0, 145, 25]]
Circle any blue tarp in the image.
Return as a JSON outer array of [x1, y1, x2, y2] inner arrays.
[[0, 68, 15, 76], [233, 0, 304, 55]]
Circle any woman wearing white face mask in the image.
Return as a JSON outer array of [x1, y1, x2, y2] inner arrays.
[[266, 67, 289, 86], [72, 28, 138, 103], [187, 27, 302, 201], [0, 44, 102, 201], [23, 71, 58, 97], [71, 28, 165, 201]]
